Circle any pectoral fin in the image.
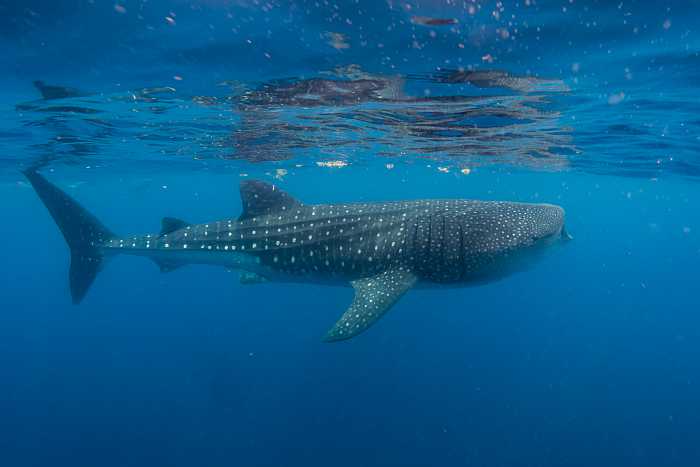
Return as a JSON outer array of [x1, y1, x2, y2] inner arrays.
[[324, 267, 417, 342]]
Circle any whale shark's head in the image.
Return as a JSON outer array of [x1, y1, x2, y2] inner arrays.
[[461, 201, 570, 258], [453, 201, 570, 281]]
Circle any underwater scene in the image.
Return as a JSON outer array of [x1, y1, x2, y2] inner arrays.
[[2, 0, 700, 466]]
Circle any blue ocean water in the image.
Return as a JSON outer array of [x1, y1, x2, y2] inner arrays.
[[2, 1, 700, 466]]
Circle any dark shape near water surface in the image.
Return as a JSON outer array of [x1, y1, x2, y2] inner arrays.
[[33, 80, 86, 100], [25, 170, 571, 342], [237, 77, 403, 107], [411, 16, 458, 26], [421, 69, 570, 93], [229, 69, 571, 164]]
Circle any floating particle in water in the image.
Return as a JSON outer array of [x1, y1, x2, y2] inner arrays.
[[324, 32, 350, 50], [114, 4, 126, 14], [165, 16, 176, 26], [317, 160, 349, 168], [141, 86, 176, 96], [663, 19, 672, 30], [683, 227, 691, 234], [385, 163, 395, 170], [481, 54, 494, 63], [275, 168, 288, 180], [608, 92, 625, 105], [437, 166, 450, 173], [173, 75, 183, 81], [571, 63, 581, 73], [411, 16, 458, 26], [461, 168, 471, 175]]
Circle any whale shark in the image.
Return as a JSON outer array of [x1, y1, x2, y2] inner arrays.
[[24, 169, 570, 342]]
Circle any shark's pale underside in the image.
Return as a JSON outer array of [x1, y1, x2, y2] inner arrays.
[[25, 170, 570, 342]]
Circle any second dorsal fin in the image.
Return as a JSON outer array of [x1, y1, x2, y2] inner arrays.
[[239, 180, 301, 220], [160, 217, 189, 236]]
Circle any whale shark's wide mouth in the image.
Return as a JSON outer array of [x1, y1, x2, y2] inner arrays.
[[560, 225, 573, 241], [532, 228, 568, 244]]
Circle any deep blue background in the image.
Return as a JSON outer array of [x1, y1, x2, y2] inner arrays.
[[3, 168, 700, 466], [2, 0, 700, 466]]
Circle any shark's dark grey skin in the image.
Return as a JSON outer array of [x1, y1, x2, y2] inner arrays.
[[25, 171, 570, 342]]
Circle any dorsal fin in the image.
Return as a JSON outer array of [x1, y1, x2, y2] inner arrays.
[[33, 80, 84, 100], [160, 217, 189, 236], [239, 180, 301, 220]]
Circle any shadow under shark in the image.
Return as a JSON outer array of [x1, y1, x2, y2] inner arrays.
[[25, 170, 571, 342]]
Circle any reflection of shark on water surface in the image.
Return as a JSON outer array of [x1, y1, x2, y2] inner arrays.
[[236, 67, 566, 108], [236, 76, 405, 107], [32, 80, 87, 100], [230, 67, 572, 164], [26, 170, 570, 342]]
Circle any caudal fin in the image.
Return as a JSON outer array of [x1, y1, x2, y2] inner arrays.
[[24, 169, 115, 303]]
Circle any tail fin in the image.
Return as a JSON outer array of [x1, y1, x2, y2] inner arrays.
[[24, 169, 115, 303]]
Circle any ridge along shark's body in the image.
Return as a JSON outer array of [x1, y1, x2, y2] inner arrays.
[[25, 170, 571, 342]]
